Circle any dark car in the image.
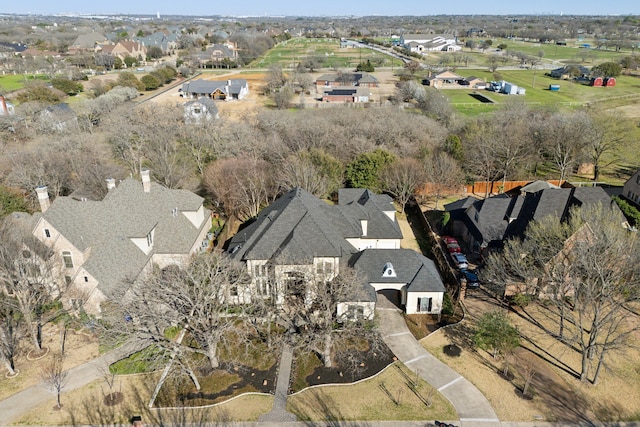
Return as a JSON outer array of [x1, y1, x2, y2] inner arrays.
[[462, 270, 480, 288]]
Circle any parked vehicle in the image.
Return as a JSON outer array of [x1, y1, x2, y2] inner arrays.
[[451, 253, 469, 270], [441, 236, 458, 245], [462, 270, 480, 288], [446, 242, 462, 253]]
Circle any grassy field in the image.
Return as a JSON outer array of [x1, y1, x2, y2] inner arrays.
[[437, 70, 640, 112], [487, 37, 629, 63], [0, 73, 49, 92], [251, 37, 404, 70]]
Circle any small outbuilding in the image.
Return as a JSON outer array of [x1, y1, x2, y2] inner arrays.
[[604, 77, 616, 87]]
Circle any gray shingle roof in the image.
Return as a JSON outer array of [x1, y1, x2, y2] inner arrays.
[[182, 79, 247, 96], [350, 249, 445, 293], [228, 187, 402, 263], [42, 178, 208, 298], [447, 185, 622, 247]]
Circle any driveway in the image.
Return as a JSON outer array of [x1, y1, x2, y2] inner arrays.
[[377, 304, 501, 427]]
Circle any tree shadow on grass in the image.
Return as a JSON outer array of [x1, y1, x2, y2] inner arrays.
[[288, 389, 372, 426]]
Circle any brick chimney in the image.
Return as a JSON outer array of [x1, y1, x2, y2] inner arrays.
[[35, 186, 50, 212], [141, 169, 151, 193], [106, 177, 116, 191], [0, 95, 7, 116]]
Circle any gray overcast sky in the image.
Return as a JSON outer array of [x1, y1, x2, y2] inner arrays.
[[3, 0, 638, 16]]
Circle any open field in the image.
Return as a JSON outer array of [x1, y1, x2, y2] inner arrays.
[[440, 70, 640, 107], [0, 74, 49, 92], [488, 37, 630, 63], [252, 37, 404, 70]]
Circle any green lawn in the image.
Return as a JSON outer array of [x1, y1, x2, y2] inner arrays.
[[0, 74, 49, 92], [483, 37, 630, 63], [252, 37, 404, 70], [438, 69, 640, 115]]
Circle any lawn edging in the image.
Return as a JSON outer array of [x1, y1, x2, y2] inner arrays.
[[288, 359, 399, 397], [151, 391, 272, 411]]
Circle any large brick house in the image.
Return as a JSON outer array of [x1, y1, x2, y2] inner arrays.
[[227, 188, 445, 317]]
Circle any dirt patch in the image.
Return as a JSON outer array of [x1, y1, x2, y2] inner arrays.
[[611, 103, 640, 119]]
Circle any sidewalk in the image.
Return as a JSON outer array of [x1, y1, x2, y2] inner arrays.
[[376, 303, 501, 427], [0, 339, 148, 426], [258, 343, 297, 423]]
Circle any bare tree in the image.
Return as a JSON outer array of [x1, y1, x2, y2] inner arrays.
[[582, 110, 633, 181], [279, 267, 383, 368], [203, 157, 277, 221], [41, 351, 68, 409], [462, 120, 501, 197], [0, 294, 20, 376], [277, 150, 341, 198], [485, 204, 640, 384], [538, 111, 590, 183], [423, 151, 463, 209], [379, 158, 426, 213], [103, 252, 264, 373], [0, 222, 63, 353]]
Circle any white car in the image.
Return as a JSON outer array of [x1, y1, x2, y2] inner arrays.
[[451, 253, 469, 270]]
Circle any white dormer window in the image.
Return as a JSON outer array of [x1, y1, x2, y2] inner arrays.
[[382, 262, 396, 277]]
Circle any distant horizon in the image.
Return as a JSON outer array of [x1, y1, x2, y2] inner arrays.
[[2, 0, 638, 18]]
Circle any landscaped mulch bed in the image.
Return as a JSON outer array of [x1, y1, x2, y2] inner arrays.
[[179, 361, 279, 405], [291, 344, 395, 393]]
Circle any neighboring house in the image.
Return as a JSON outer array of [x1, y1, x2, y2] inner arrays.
[[444, 182, 624, 255], [424, 71, 465, 88], [401, 34, 461, 53], [133, 32, 178, 55], [31, 171, 212, 315], [69, 32, 107, 53], [322, 87, 371, 103], [183, 97, 219, 123], [315, 73, 379, 92], [99, 40, 147, 61], [622, 168, 640, 207], [462, 76, 486, 89], [35, 103, 78, 132], [0, 42, 27, 58], [548, 65, 589, 79], [181, 79, 249, 101], [193, 42, 239, 66], [227, 187, 445, 317]]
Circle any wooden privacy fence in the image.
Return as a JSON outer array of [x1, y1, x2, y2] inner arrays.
[[412, 207, 461, 301], [464, 180, 565, 196]]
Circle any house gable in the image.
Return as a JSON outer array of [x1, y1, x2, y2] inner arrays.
[[33, 177, 211, 313]]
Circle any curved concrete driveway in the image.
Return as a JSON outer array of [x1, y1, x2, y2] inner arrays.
[[377, 304, 501, 427]]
